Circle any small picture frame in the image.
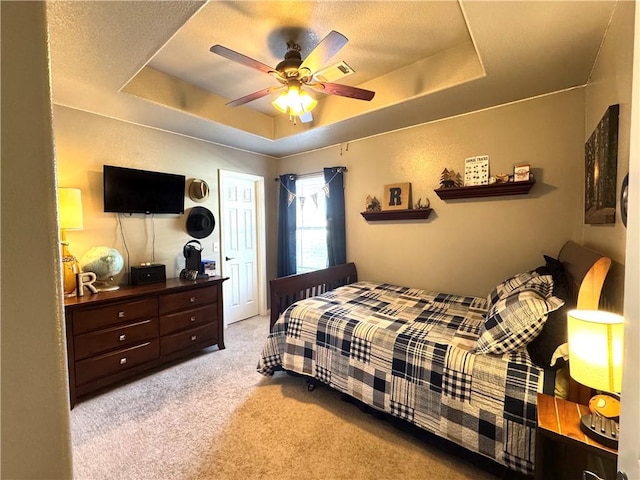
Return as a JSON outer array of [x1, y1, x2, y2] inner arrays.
[[382, 182, 412, 210], [514, 164, 530, 182]]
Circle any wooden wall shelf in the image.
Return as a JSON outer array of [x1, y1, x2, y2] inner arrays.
[[360, 208, 432, 221], [434, 179, 535, 200]]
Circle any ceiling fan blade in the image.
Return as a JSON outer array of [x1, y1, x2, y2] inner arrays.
[[226, 85, 284, 107], [210, 45, 278, 77], [310, 82, 375, 101], [299, 31, 348, 77]]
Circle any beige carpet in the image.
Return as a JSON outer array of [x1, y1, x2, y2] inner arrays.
[[71, 316, 500, 480]]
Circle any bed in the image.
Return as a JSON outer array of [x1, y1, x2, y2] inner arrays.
[[258, 241, 611, 476]]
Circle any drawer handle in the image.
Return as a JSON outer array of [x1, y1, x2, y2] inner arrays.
[[120, 357, 127, 365], [191, 335, 197, 341], [190, 316, 196, 322], [189, 296, 196, 303], [118, 311, 125, 318], [119, 334, 126, 342]]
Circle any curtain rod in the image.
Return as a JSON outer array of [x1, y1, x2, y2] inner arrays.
[[274, 167, 348, 182]]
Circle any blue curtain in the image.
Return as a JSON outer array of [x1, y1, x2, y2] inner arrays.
[[277, 174, 297, 277], [324, 167, 347, 266]]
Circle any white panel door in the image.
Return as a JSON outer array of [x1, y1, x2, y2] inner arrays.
[[220, 172, 260, 324]]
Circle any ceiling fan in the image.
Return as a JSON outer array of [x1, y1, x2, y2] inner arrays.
[[210, 30, 375, 123]]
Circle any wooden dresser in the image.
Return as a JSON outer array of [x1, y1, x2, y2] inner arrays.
[[64, 276, 227, 407]]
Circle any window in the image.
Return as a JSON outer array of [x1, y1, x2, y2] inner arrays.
[[295, 175, 328, 273]]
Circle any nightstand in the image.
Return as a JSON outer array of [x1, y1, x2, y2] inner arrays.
[[536, 393, 618, 480]]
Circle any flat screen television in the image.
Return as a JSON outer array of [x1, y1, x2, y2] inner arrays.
[[103, 165, 185, 214]]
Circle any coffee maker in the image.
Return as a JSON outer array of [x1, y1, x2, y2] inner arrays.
[[180, 240, 208, 280]]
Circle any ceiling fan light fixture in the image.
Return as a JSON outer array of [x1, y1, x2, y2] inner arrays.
[[272, 84, 317, 117]]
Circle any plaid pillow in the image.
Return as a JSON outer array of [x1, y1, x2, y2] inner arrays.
[[475, 287, 565, 355], [486, 270, 541, 309]]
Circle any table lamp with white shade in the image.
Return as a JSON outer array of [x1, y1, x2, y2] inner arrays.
[[567, 309, 624, 448], [57, 187, 83, 297]]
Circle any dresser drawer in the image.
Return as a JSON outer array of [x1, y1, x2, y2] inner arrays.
[[74, 339, 160, 386], [159, 305, 217, 336], [75, 340, 160, 385], [159, 285, 217, 315], [74, 318, 159, 361], [73, 298, 158, 335], [160, 323, 217, 357]]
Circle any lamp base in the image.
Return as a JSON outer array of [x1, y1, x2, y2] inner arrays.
[[579, 413, 619, 449], [61, 242, 79, 297]]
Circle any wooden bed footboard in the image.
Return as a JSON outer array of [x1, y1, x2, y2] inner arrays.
[[269, 263, 358, 329]]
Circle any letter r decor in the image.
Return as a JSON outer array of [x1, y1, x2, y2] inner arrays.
[[382, 182, 412, 211]]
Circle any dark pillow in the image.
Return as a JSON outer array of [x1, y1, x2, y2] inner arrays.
[[543, 255, 573, 302], [527, 255, 575, 369]]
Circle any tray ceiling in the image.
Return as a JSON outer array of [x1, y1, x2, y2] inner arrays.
[[47, 1, 617, 158]]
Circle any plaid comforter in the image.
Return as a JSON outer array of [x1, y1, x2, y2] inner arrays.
[[258, 281, 542, 475]]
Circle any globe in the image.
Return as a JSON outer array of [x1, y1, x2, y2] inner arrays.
[[80, 246, 124, 292]]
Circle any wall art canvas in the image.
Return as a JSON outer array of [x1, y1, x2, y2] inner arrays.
[[585, 104, 619, 224]]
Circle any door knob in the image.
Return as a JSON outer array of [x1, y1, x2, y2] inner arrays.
[[225, 256, 235, 261]]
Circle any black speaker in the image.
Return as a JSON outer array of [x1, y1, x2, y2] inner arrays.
[[130, 264, 166, 286]]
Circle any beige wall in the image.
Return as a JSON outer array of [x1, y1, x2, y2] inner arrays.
[[1, 2, 73, 478], [279, 89, 586, 297], [582, 0, 635, 312], [53, 106, 278, 284]]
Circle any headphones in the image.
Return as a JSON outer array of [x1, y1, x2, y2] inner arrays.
[[183, 239, 202, 258]]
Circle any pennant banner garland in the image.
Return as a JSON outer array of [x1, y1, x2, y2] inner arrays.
[[280, 169, 344, 208]]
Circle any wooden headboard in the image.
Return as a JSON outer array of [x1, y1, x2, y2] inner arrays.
[[557, 240, 612, 403], [557, 240, 611, 310]]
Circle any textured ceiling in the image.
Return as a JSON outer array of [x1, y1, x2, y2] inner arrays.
[[46, 1, 618, 158], [147, 1, 472, 114]]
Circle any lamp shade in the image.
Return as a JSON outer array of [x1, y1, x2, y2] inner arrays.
[[567, 309, 624, 393], [272, 83, 317, 117], [58, 188, 83, 230]]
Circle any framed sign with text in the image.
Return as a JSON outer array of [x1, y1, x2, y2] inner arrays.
[[383, 182, 412, 211], [464, 155, 489, 186]]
